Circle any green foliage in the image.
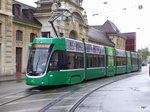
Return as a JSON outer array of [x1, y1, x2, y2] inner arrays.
[[137, 48, 149, 62]]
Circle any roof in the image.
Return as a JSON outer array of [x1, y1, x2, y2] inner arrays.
[[13, 17, 41, 28], [13, 0, 42, 28], [122, 32, 136, 39], [100, 20, 126, 39], [88, 27, 115, 47], [91, 25, 102, 30], [13, 0, 35, 9]]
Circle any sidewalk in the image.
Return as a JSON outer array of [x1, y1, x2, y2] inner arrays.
[[0, 73, 25, 82], [75, 67, 150, 112]]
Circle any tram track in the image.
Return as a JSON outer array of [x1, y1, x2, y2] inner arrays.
[[0, 87, 43, 106], [38, 79, 104, 112], [0, 70, 146, 112], [38, 71, 145, 112], [0, 80, 99, 111], [68, 79, 125, 112], [68, 71, 148, 112], [0, 85, 69, 107]]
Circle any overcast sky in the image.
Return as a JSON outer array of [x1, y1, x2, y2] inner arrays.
[[16, 0, 150, 50]]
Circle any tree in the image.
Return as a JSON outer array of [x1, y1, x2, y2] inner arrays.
[[137, 48, 149, 62]]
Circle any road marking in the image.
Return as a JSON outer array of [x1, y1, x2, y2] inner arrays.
[[5, 95, 25, 99], [64, 97, 78, 99], [49, 105, 72, 109], [38, 92, 69, 95], [7, 105, 73, 112], [7, 108, 41, 112], [7, 98, 52, 105]]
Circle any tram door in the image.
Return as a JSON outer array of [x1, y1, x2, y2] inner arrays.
[[16, 47, 22, 73]]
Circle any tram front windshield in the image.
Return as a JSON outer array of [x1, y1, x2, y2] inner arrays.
[[27, 47, 50, 76]]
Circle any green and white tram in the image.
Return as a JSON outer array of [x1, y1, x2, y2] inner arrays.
[[26, 37, 141, 86]]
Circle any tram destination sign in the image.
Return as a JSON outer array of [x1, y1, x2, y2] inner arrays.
[[33, 44, 50, 48]]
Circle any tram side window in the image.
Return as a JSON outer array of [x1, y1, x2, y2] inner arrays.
[[49, 51, 59, 71], [57, 51, 68, 69], [67, 52, 84, 69], [88, 54, 104, 68], [132, 58, 138, 65], [116, 57, 126, 66], [49, 51, 68, 71], [100, 55, 105, 67]]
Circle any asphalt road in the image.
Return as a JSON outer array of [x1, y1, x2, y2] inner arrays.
[[0, 66, 149, 112]]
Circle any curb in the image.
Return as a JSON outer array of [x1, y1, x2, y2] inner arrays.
[[0, 74, 25, 83], [0, 78, 25, 83]]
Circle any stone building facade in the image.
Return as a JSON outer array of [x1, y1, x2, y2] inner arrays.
[[0, 0, 88, 75], [0, 0, 41, 75], [92, 20, 126, 50], [12, 1, 41, 74], [0, 0, 122, 76], [34, 0, 88, 41], [0, 0, 14, 75], [100, 20, 126, 50]]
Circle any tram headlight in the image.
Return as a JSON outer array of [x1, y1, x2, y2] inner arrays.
[[41, 80, 44, 84], [50, 75, 53, 77], [39, 73, 43, 76]]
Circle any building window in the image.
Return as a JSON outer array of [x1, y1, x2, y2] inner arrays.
[[0, 23, 2, 37], [29, 12, 33, 20], [16, 7, 20, 16], [59, 33, 64, 37], [69, 31, 76, 39], [30, 33, 36, 42], [16, 30, 23, 41], [0, 44, 1, 74], [42, 32, 50, 38], [0, 0, 1, 10]]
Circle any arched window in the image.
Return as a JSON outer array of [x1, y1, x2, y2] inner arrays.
[[69, 31, 77, 39], [30, 33, 35, 42], [16, 30, 23, 41]]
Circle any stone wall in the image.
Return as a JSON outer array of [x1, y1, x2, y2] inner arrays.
[[13, 21, 41, 73], [35, 0, 88, 41], [109, 35, 125, 50], [0, 0, 13, 75], [0, 0, 41, 75]]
